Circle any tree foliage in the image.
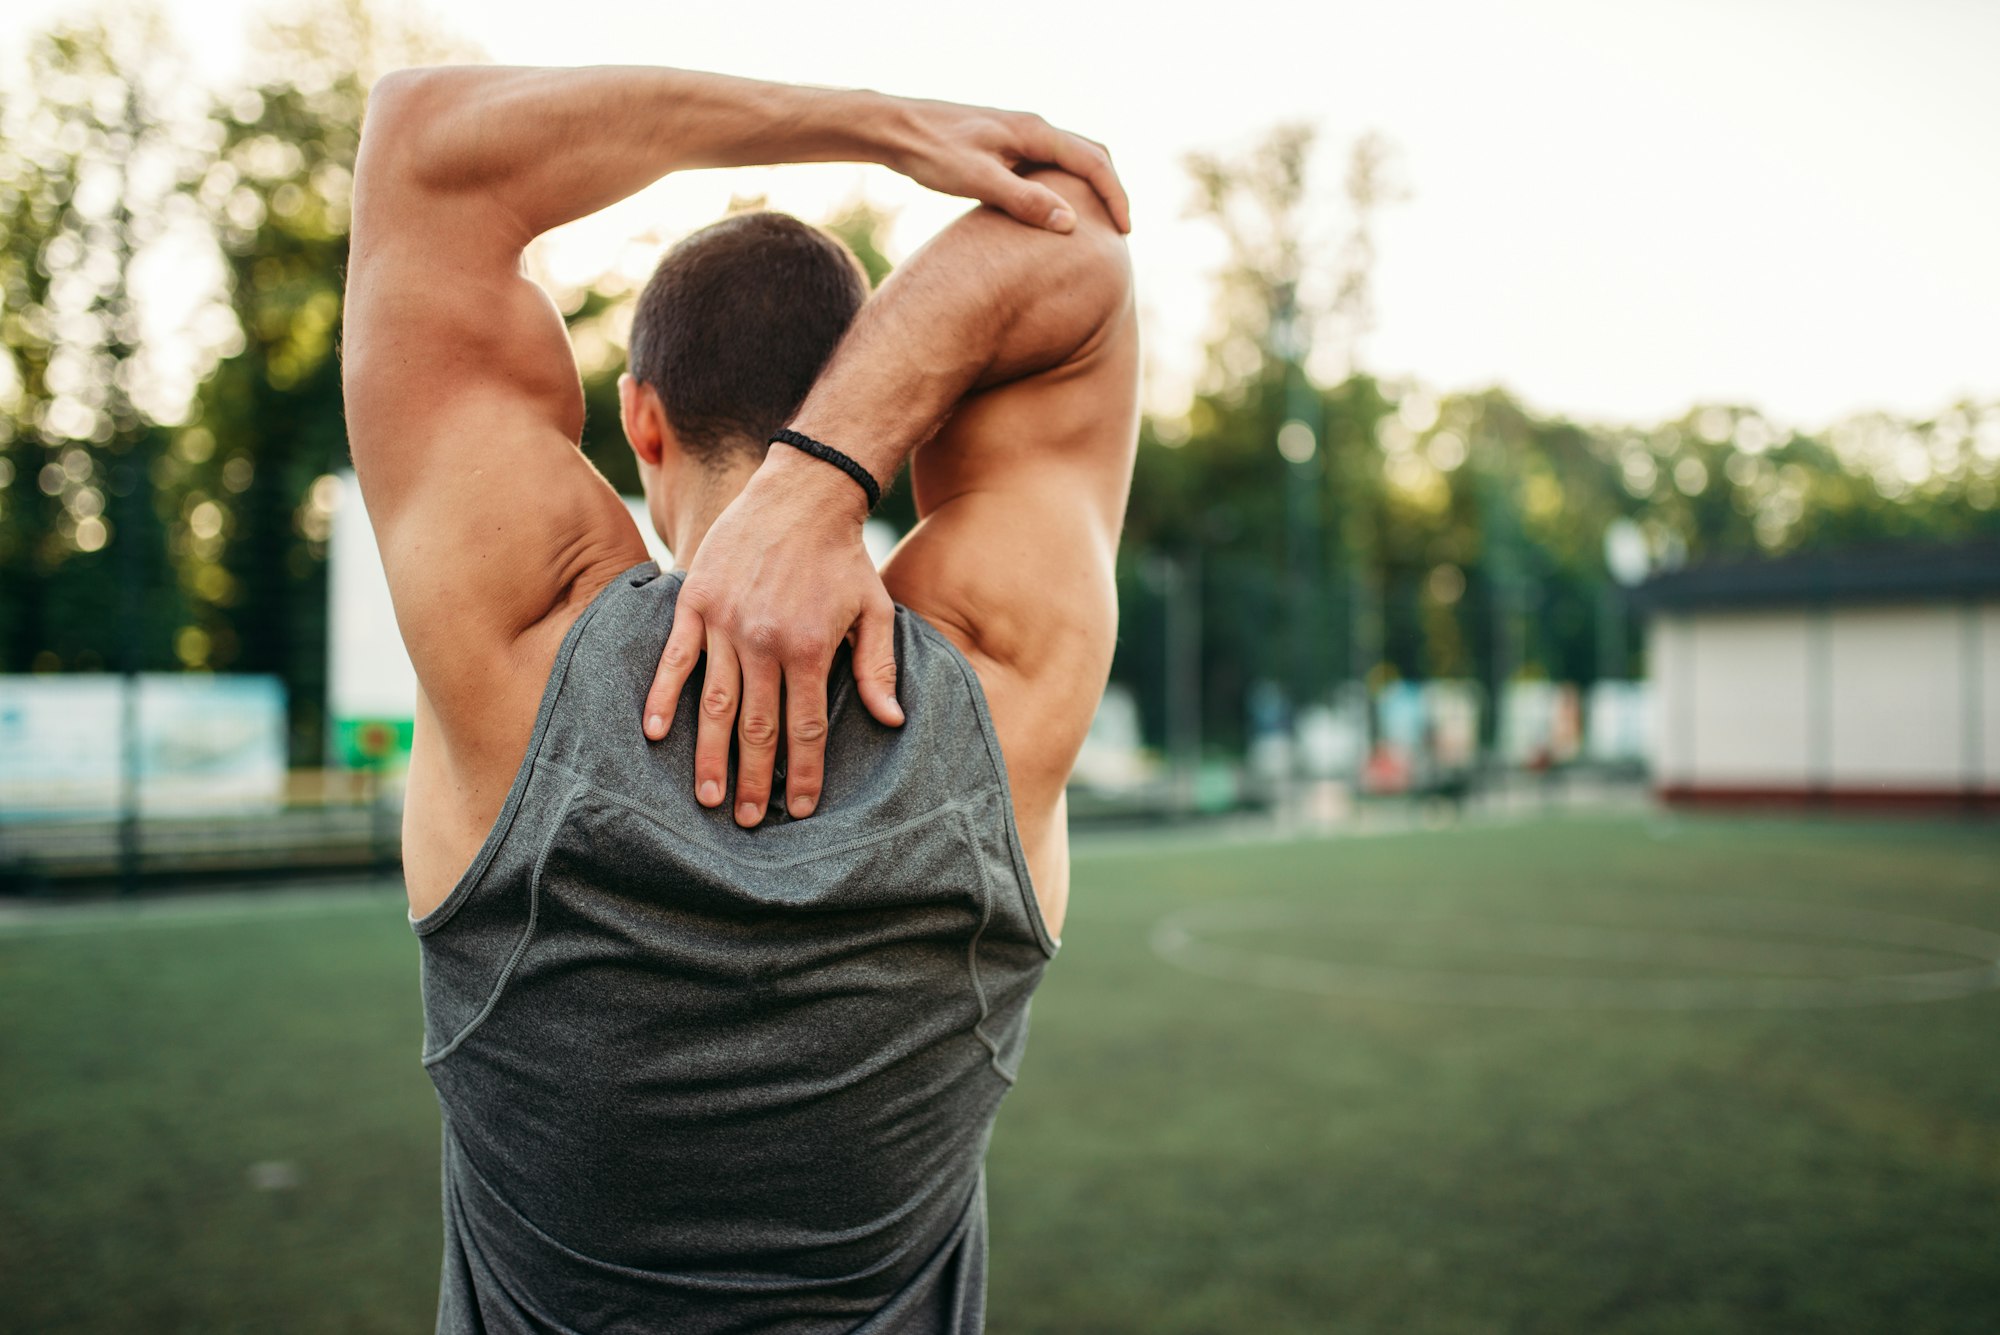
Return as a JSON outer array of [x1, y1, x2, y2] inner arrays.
[[0, 0, 474, 760], [1115, 127, 2000, 753], [0, 5, 210, 675]]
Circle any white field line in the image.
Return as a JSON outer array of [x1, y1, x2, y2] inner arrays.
[[1150, 897, 2000, 1010]]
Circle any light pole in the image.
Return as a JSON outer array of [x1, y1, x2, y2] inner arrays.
[[1600, 517, 1651, 683], [1149, 550, 1204, 814], [1273, 281, 1324, 803]]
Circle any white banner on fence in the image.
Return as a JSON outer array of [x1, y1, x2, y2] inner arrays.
[[0, 674, 286, 820]]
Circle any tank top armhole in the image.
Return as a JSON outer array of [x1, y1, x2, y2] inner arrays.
[[902, 609, 1061, 958], [411, 561, 666, 935]]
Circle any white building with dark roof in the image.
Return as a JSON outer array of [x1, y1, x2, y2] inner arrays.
[[1638, 541, 2000, 811]]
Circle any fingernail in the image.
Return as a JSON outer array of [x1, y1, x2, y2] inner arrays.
[[737, 802, 760, 824], [645, 714, 664, 738], [790, 795, 815, 818], [699, 780, 720, 805], [1047, 206, 1075, 232]]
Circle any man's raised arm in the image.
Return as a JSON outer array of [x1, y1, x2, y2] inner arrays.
[[343, 64, 1128, 846], [349, 63, 1128, 594]]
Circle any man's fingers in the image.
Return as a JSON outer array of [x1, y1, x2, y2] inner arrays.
[[1050, 131, 1131, 233], [782, 664, 830, 820], [732, 654, 782, 827], [852, 598, 904, 729], [693, 632, 740, 810], [644, 606, 705, 740], [989, 165, 1076, 234]]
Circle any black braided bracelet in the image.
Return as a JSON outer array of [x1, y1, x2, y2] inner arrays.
[[770, 428, 882, 511]]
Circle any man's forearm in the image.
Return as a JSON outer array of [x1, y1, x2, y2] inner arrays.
[[782, 170, 1131, 502], [358, 65, 896, 243]]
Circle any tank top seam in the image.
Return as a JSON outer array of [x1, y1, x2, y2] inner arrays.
[[900, 614, 1060, 959], [956, 801, 1009, 1084], [411, 560, 666, 937], [422, 778, 580, 1066], [440, 1121, 597, 1335], [523, 767, 1015, 1081], [537, 761, 1005, 870]]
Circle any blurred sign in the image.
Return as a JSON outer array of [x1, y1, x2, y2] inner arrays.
[[1375, 682, 1426, 756], [0, 674, 286, 821], [1586, 681, 1652, 765], [1073, 684, 1151, 791], [326, 471, 418, 765], [1296, 695, 1365, 778], [335, 717, 415, 770], [1499, 681, 1582, 769], [1425, 682, 1481, 770], [1367, 680, 1480, 793]]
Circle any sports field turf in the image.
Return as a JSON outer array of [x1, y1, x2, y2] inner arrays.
[[3, 813, 1998, 1333]]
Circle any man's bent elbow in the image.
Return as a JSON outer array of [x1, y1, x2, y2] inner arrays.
[[352, 67, 459, 205], [997, 168, 1133, 374], [1025, 167, 1132, 312]]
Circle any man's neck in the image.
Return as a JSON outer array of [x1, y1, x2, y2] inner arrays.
[[665, 457, 759, 565]]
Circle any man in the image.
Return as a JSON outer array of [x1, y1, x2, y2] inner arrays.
[[343, 63, 1137, 1332]]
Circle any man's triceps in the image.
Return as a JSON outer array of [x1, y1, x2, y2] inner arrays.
[[883, 210, 1138, 832]]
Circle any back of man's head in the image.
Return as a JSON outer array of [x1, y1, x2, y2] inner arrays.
[[627, 211, 870, 468]]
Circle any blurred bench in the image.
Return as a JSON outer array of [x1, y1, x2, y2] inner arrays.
[[0, 771, 402, 895]]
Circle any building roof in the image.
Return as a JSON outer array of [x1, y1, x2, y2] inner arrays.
[[1635, 538, 2000, 612]]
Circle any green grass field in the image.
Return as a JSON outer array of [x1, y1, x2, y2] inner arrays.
[[4, 814, 1998, 1333]]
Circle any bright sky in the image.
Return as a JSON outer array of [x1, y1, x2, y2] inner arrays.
[[7, 0, 1998, 430]]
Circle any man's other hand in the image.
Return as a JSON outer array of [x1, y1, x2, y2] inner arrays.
[[642, 448, 903, 825], [880, 96, 1131, 237]]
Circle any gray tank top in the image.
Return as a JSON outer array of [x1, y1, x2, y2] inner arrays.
[[413, 562, 1057, 1334]]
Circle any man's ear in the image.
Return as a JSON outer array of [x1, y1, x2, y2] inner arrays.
[[619, 373, 667, 467]]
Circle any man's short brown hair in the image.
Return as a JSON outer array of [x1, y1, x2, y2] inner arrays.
[[627, 211, 870, 466]]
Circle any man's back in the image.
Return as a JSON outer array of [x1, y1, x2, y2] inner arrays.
[[421, 566, 1054, 1332]]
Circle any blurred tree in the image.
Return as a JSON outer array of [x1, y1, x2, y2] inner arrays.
[[1156, 125, 1321, 749], [568, 279, 643, 499], [0, 6, 209, 674], [1182, 122, 1315, 394], [1122, 125, 1404, 751], [187, 0, 475, 761], [1326, 130, 1405, 384], [1117, 118, 1999, 764], [820, 197, 897, 290]]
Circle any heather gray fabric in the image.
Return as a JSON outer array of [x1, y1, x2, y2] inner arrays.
[[413, 561, 1057, 1334]]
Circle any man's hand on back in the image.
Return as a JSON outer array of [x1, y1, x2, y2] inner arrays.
[[643, 447, 902, 827]]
